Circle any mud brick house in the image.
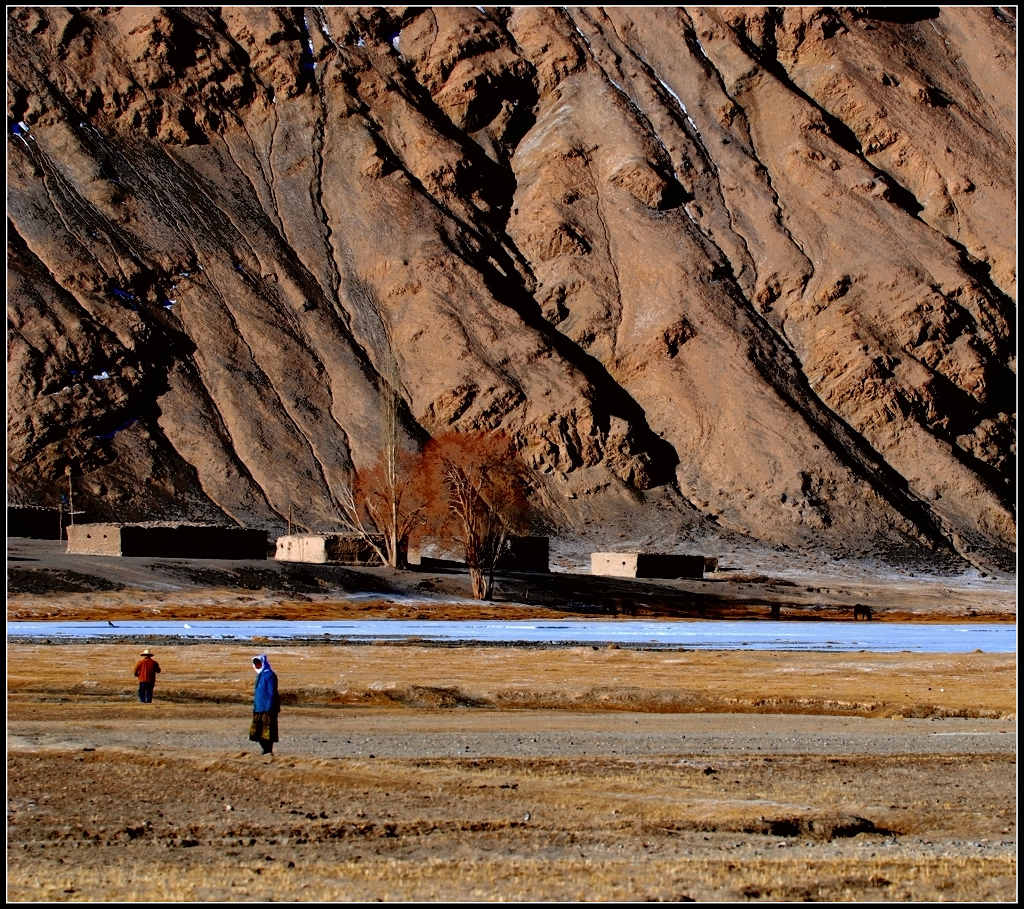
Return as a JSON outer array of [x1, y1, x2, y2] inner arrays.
[[66, 522, 268, 558], [497, 535, 550, 573], [591, 551, 709, 580], [7, 504, 83, 539], [274, 533, 388, 566], [415, 536, 550, 573]]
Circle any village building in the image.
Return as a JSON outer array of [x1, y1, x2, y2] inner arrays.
[[498, 535, 550, 573], [7, 504, 85, 539], [591, 551, 711, 580], [414, 536, 550, 573], [274, 532, 389, 566], [65, 522, 268, 558]]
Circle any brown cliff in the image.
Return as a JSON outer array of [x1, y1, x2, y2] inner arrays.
[[6, 7, 1016, 571]]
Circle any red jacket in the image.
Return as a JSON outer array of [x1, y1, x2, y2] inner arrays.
[[134, 657, 160, 683]]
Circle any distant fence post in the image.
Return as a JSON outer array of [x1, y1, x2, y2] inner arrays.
[[66, 466, 75, 527]]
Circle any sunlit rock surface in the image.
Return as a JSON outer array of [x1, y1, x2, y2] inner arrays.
[[6, 7, 1016, 571]]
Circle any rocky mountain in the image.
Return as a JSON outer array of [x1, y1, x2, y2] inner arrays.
[[6, 6, 1016, 572]]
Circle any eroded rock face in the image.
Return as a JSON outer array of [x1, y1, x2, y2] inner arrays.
[[6, 7, 1016, 570]]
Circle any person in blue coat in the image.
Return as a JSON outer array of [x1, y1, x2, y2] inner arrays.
[[248, 654, 280, 754]]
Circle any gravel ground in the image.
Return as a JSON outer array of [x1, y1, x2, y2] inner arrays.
[[7, 708, 1018, 759], [7, 713, 1017, 902]]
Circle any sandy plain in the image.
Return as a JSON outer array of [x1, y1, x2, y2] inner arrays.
[[5, 540, 1018, 902]]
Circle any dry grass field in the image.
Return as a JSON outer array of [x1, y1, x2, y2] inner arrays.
[[6, 543, 1017, 901], [6, 643, 1017, 902]]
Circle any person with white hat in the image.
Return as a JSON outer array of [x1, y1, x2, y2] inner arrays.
[[249, 654, 280, 754], [133, 649, 161, 703]]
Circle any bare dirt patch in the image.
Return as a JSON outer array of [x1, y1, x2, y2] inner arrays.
[[5, 742, 1017, 902]]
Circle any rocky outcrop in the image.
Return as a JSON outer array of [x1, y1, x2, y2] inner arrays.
[[6, 7, 1016, 571]]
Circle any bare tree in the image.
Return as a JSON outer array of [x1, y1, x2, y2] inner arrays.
[[376, 346, 404, 565], [419, 430, 533, 600], [334, 480, 390, 566], [334, 311, 422, 568], [338, 443, 426, 568]]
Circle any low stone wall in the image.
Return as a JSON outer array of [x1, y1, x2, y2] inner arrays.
[[416, 556, 466, 571], [591, 551, 707, 580], [67, 523, 268, 558]]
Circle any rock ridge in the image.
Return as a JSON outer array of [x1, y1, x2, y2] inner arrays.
[[6, 6, 1016, 571]]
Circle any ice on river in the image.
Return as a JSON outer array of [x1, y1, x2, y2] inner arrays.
[[6, 619, 1015, 652]]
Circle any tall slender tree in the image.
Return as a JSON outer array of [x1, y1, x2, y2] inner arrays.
[[334, 297, 422, 568]]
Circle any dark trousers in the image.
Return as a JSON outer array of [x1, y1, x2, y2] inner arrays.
[[138, 681, 155, 703], [249, 711, 278, 753]]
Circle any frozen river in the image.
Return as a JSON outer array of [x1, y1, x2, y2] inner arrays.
[[6, 619, 1016, 652]]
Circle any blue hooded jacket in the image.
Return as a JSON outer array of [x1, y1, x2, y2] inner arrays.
[[252, 653, 279, 713]]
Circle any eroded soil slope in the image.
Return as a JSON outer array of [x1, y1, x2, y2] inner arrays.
[[7, 7, 1017, 571]]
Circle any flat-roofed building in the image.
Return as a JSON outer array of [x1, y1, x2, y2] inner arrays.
[[412, 536, 550, 573], [66, 522, 268, 558], [591, 551, 708, 580], [274, 533, 387, 566], [497, 535, 549, 573], [7, 505, 82, 539]]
